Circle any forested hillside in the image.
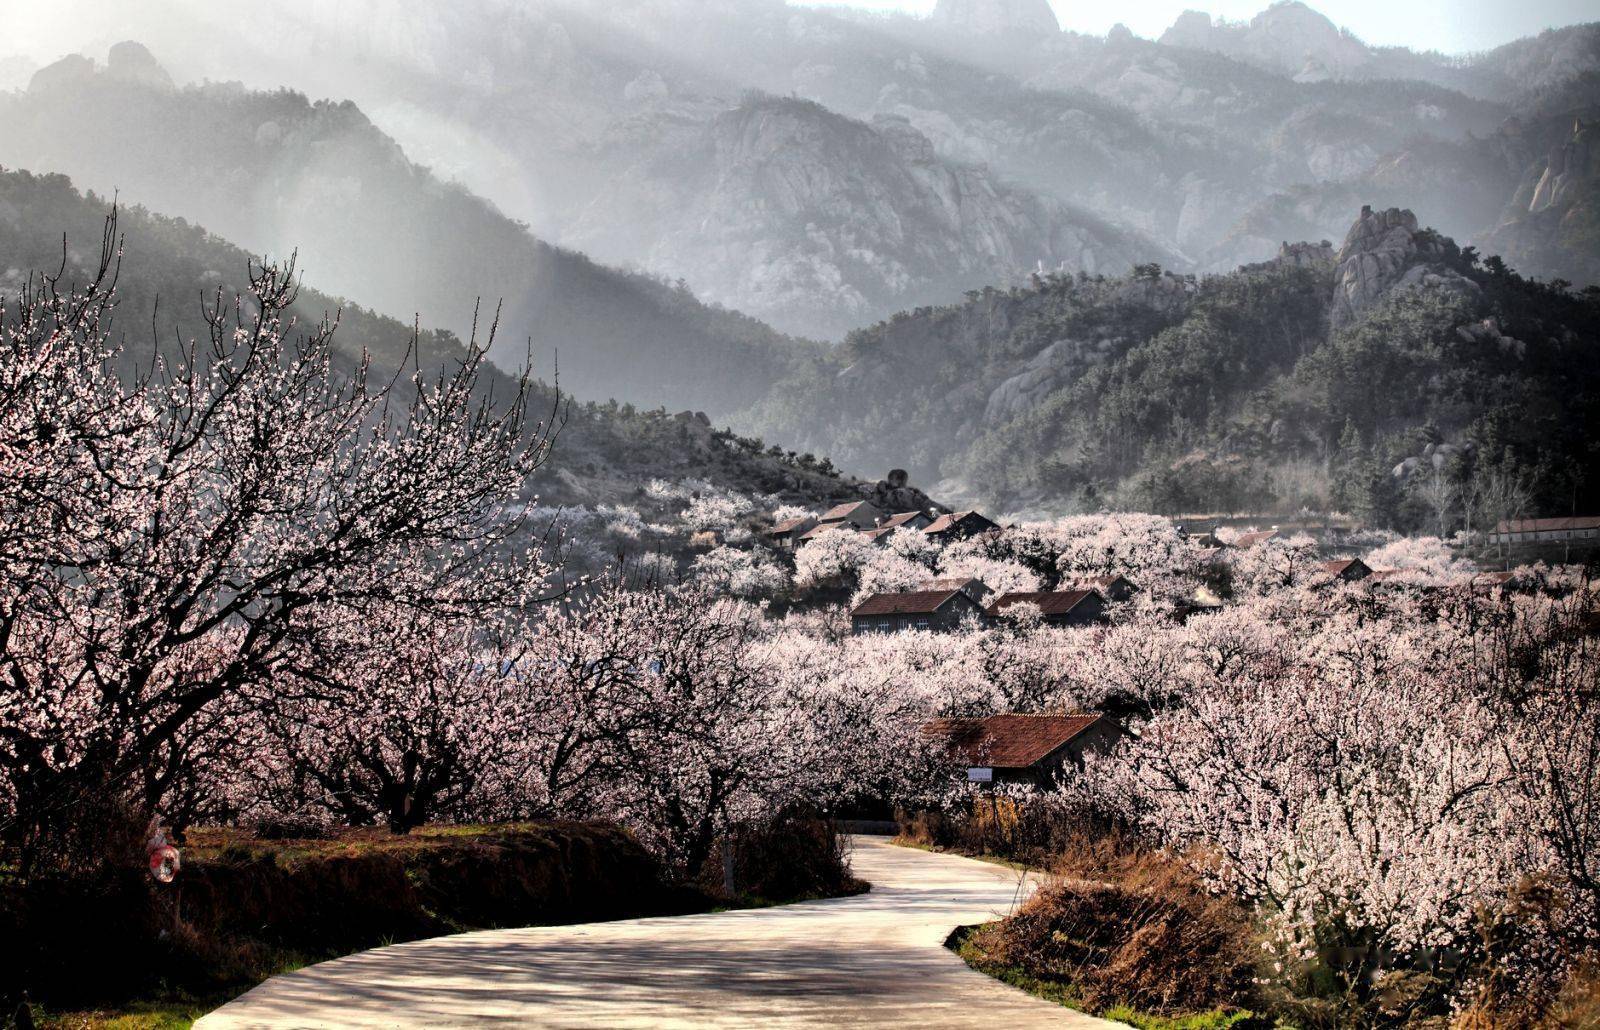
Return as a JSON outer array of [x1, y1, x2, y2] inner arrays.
[[0, 47, 816, 415], [0, 169, 875, 514], [740, 206, 1600, 526]]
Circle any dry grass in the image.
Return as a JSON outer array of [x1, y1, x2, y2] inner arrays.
[[956, 842, 1259, 1020]]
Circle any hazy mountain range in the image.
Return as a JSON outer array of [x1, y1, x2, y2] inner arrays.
[[6, 1, 1597, 337], [1, 0, 1595, 517]]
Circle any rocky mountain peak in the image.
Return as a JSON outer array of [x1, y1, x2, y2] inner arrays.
[[1251, 1, 1338, 37], [1161, 10, 1215, 48], [106, 41, 175, 91], [1159, 1, 1370, 79], [931, 0, 1060, 36], [27, 54, 96, 93], [1329, 206, 1471, 329], [27, 42, 174, 94]]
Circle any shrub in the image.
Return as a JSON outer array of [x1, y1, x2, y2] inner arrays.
[[3, 823, 698, 1014], [706, 811, 864, 903], [965, 849, 1258, 1016]]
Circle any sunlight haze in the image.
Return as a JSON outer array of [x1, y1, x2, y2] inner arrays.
[[802, 0, 1597, 53]]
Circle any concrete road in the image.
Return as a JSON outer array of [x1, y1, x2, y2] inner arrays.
[[198, 836, 1115, 1028]]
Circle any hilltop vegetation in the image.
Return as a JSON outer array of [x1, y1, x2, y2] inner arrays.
[[0, 168, 874, 516], [740, 207, 1600, 524]]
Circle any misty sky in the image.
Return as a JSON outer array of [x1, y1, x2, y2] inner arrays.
[[806, 0, 1597, 54]]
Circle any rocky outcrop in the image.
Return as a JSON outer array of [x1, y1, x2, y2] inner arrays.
[[1529, 120, 1593, 213], [931, 0, 1060, 36], [1158, 2, 1370, 80], [27, 54, 95, 93], [1268, 240, 1335, 271], [861, 471, 939, 515], [27, 43, 174, 95], [1329, 206, 1462, 329], [1392, 440, 1477, 481], [105, 41, 175, 91], [1479, 116, 1600, 289], [984, 337, 1118, 423], [1455, 317, 1527, 360]]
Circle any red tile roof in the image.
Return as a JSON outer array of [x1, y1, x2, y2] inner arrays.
[[1494, 516, 1600, 534], [1068, 574, 1134, 592], [923, 511, 998, 536], [920, 577, 988, 594], [879, 511, 927, 529], [924, 713, 1107, 769], [851, 589, 968, 617], [822, 501, 879, 522], [1318, 558, 1369, 579], [986, 590, 1098, 618], [768, 517, 812, 535], [1232, 530, 1278, 549]]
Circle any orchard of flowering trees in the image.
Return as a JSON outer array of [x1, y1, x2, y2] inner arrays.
[[0, 221, 561, 876], [5, 219, 1599, 1019], [1054, 575, 1600, 1014], [0, 225, 953, 881]]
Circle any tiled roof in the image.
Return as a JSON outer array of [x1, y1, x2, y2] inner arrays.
[[986, 590, 1097, 618], [924, 713, 1107, 769], [924, 511, 997, 535], [1318, 559, 1367, 578], [920, 577, 987, 594], [1068, 574, 1133, 592], [1232, 530, 1278, 549], [1493, 516, 1600, 534], [851, 590, 967, 617], [879, 511, 927, 529], [822, 501, 878, 522], [768, 517, 812, 535]]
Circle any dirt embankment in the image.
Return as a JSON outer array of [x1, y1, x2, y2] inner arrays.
[[6, 822, 701, 1015]]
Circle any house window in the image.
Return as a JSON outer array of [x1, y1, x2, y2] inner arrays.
[[878, 620, 892, 632], [916, 618, 930, 631]]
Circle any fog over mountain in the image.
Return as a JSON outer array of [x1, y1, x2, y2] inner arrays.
[[10, 1, 1597, 334], [2, 0, 1595, 514]]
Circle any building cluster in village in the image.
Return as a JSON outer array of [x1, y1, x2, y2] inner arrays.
[[763, 500, 1598, 791], [768, 499, 1534, 637]]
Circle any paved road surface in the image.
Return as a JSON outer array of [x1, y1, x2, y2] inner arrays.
[[198, 837, 1115, 1028]]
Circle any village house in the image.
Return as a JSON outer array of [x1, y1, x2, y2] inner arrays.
[[917, 577, 994, 605], [878, 510, 934, 532], [1490, 516, 1600, 545], [923, 510, 1001, 544], [1231, 529, 1279, 549], [850, 587, 986, 635], [923, 713, 1122, 789], [985, 589, 1107, 627], [1068, 574, 1138, 603], [859, 511, 935, 545], [818, 500, 885, 531], [764, 515, 818, 551], [1316, 558, 1373, 585]]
